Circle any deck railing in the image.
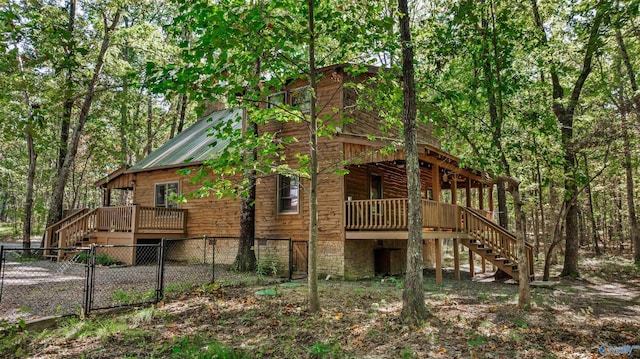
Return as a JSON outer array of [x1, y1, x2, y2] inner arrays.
[[96, 206, 133, 231], [138, 206, 187, 231], [53, 206, 187, 254], [344, 198, 461, 231]]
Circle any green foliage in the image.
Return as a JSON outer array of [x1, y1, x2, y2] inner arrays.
[[308, 341, 341, 358], [95, 253, 120, 266], [168, 335, 246, 359], [0, 318, 26, 357], [111, 289, 155, 305]]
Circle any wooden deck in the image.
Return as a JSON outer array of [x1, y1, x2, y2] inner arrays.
[[44, 206, 187, 260], [344, 199, 534, 280]]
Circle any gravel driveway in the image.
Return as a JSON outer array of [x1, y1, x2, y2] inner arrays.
[[0, 248, 263, 323]]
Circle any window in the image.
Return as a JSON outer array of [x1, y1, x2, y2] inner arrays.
[[155, 182, 179, 208], [278, 175, 299, 213], [290, 86, 311, 112], [267, 91, 286, 109]]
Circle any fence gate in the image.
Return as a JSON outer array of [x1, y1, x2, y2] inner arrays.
[[291, 241, 308, 280], [85, 244, 162, 314]]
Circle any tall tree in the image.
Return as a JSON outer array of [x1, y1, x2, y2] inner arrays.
[[46, 6, 122, 228], [398, 0, 428, 323], [530, 0, 608, 277], [614, 25, 640, 263]]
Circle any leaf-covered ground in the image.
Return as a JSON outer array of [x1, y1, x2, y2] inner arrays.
[[2, 255, 639, 359]]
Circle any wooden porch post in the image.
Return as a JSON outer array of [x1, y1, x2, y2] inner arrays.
[[103, 189, 111, 207], [482, 258, 486, 273], [131, 205, 140, 233], [432, 164, 441, 202], [465, 177, 472, 207], [451, 177, 457, 205], [435, 238, 443, 285], [479, 184, 484, 210], [453, 238, 460, 280], [488, 184, 494, 214], [469, 249, 475, 278]]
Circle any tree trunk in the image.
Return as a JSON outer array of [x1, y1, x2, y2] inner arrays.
[[234, 55, 261, 273], [534, 141, 547, 258], [22, 124, 37, 255], [530, 0, 604, 278], [582, 153, 601, 255], [145, 94, 153, 155], [58, 0, 76, 173], [398, 0, 428, 324], [307, 0, 320, 313], [46, 10, 121, 227], [504, 178, 530, 308], [177, 93, 188, 135], [616, 28, 640, 262], [170, 95, 181, 139], [615, 180, 625, 250]]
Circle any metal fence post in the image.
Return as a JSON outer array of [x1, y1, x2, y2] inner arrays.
[[83, 245, 96, 317], [211, 237, 216, 283], [156, 239, 165, 303], [202, 235, 207, 264], [288, 239, 293, 281], [0, 246, 5, 302]]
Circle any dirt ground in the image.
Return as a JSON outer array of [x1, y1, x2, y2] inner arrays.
[[2, 255, 640, 359]]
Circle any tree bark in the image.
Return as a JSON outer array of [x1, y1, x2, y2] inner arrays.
[[145, 94, 153, 155], [58, 0, 76, 173], [46, 10, 122, 227], [398, 0, 428, 324], [23, 130, 36, 255], [177, 93, 188, 135], [307, 0, 320, 313], [503, 178, 530, 308], [234, 53, 261, 273]]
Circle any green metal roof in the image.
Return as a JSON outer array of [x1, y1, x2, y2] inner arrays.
[[127, 108, 242, 173]]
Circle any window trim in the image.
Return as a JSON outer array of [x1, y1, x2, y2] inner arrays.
[[154, 181, 180, 208], [277, 174, 300, 215]]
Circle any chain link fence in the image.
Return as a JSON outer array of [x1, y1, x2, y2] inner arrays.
[[0, 236, 293, 324]]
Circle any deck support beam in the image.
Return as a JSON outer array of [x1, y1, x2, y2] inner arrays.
[[469, 248, 475, 278], [479, 185, 484, 210], [435, 238, 443, 285], [453, 238, 460, 280]]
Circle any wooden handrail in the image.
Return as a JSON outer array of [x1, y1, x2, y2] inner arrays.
[[461, 206, 534, 276], [44, 208, 89, 255]]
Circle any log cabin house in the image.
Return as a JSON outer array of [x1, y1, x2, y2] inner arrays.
[[44, 64, 533, 281]]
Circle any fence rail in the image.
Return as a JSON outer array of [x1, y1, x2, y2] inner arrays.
[[0, 237, 292, 323]]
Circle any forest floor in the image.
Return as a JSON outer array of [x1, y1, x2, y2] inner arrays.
[[1, 255, 639, 359]]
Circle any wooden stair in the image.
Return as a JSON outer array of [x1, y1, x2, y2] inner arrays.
[[459, 207, 535, 281]]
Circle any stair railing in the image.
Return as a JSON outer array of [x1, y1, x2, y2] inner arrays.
[[44, 208, 89, 255], [461, 206, 534, 277], [56, 209, 99, 261]]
